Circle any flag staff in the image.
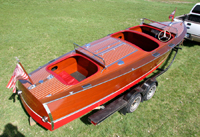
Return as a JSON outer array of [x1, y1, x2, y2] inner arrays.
[[15, 57, 34, 85], [169, 7, 177, 22]]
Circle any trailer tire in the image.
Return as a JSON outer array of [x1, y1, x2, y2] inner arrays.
[[143, 82, 156, 101], [126, 94, 141, 113]]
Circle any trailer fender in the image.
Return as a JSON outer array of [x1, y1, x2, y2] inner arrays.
[[123, 86, 143, 102], [141, 79, 157, 101], [141, 78, 157, 97]]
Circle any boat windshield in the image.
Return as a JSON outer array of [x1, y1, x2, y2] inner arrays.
[[74, 39, 138, 68], [141, 18, 178, 35]]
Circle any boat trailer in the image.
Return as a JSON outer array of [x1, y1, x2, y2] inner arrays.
[[88, 45, 182, 125]]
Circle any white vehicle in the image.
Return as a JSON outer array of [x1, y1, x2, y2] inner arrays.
[[174, 3, 200, 42]]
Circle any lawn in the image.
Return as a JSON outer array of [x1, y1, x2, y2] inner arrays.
[[0, 0, 199, 136]]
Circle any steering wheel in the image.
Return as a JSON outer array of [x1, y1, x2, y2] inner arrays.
[[158, 30, 171, 42]]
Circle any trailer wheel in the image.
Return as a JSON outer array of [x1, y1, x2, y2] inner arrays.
[[126, 94, 141, 113], [144, 82, 156, 101]]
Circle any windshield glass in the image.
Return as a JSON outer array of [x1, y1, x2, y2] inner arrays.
[[192, 5, 200, 14]]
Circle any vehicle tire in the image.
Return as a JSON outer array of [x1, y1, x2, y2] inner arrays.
[[143, 82, 156, 101], [126, 94, 142, 113]]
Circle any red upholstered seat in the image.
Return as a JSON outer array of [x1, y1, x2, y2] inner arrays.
[[58, 71, 79, 85]]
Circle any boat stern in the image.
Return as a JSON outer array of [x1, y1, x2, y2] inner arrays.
[[18, 81, 54, 131]]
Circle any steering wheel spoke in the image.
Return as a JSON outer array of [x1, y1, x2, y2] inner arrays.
[[158, 30, 171, 42]]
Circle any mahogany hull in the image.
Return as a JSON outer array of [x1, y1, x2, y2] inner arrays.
[[19, 51, 169, 130], [47, 52, 169, 120], [17, 20, 186, 131]]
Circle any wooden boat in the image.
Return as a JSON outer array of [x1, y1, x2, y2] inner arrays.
[[17, 18, 186, 131]]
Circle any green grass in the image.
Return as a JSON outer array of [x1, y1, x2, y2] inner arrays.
[[0, 0, 199, 136]]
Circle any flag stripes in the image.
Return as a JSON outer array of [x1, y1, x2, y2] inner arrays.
[[6, 64, 28, 93]]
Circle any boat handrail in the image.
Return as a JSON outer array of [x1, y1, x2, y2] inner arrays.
[[73, 43, 106, 68], [141, 18, 178, 36]]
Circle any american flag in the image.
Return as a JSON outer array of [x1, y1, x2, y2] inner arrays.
[[169, 8, 177, 20], [6, 63, 28, 93]]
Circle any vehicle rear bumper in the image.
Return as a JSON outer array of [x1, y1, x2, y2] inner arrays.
[[185, 33, 200, 42]]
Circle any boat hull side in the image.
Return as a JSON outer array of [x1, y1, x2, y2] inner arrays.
[[47, 51, 170, 130]]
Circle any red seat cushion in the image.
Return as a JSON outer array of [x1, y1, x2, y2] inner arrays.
[[58, 71, 79, 85]]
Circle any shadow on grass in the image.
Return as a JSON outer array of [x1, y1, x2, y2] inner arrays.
[[80, 110, 98, 125], [183, 39, 200, 47], [9, 93, 19, 103], [0, 123, 25, 137]]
